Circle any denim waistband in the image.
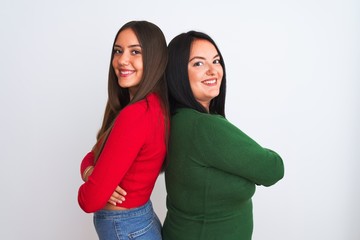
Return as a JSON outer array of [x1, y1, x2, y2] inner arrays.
[[94, 200, 153, 218]]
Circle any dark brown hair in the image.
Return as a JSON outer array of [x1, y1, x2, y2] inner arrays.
[[93, 21, 169, 163]]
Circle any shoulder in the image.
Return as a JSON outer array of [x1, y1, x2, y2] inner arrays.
[[171, 109, 231, 135], [174, 108, 226, 125], [117, 93, 161, 122]]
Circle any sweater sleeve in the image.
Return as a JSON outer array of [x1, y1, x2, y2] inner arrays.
[[78, 103, 149, 213], [193, 115, 284, 186], [80, 151, 94, 176]]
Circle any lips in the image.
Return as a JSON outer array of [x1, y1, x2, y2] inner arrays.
[[119, 69, 135, 77], [201, 79, 217, 86]]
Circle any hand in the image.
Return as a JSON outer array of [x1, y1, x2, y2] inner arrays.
[[108, 185, 127, 206], [82, 166, 94, 182]]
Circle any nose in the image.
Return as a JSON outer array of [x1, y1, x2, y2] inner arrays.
[[117, 52, 129, 66], [206, 64, 216, 76]]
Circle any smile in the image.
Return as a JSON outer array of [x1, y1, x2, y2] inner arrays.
[[119, 70, 135, 77], [201, 79, 217, 85]]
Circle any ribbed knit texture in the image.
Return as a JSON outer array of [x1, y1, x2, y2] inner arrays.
[[78, 93, 166, 212], [163, 108, 284, 240]]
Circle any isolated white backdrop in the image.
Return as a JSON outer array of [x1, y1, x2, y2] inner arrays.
[[0, 0, 359, 239]]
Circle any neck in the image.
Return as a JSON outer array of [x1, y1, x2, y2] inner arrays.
[[198, 101, 210, 113]]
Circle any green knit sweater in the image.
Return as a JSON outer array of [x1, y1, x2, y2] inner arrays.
[[162, 108, 284, 240]]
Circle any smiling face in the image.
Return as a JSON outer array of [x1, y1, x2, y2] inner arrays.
[[188, 39, 223, 111], [112, 28, 143, 99]]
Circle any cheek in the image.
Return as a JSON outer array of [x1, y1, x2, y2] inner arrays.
[[111, 57, 117, 69], [218, 69, 224, 84], [188, 70, 202, 83], [188, 78, 199, 96], [218, 67, 224, 77], [134, 58, 143, 71], [188, 74, 200, 91]]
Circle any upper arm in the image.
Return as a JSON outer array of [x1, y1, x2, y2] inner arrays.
[[80, 151, 94, 176], [193, 116, 284, 186], [78, 104, 150, 212]]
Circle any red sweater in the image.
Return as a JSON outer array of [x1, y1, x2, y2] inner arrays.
[[78, 93, 166, 213]]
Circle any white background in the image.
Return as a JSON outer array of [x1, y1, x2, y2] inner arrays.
[[1, 0, 359, 239]]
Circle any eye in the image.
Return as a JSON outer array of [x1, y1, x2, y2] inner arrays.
[[213, 59, 221, 64], [193, 61, 204, 67], [113, 48, 123, 55], [131, 49, 142, 55]]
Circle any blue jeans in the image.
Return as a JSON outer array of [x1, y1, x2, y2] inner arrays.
[[93, 201, 162, 240]]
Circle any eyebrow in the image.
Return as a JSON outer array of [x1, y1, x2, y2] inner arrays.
[[189, 54, 220, 62], [114, 44, 142, 48]]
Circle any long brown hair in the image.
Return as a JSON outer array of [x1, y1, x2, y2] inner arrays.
[[92, 21, 169, 164]]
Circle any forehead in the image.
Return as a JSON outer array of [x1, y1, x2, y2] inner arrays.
[[189, 39, 218, 57], [115, 28, 139, 45]]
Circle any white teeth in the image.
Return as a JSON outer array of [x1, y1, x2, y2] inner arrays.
[[120, 70, 133, 74], [203, 79, 216, 84]]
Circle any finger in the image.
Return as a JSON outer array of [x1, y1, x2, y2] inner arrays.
[[112, 191, 126, 201], [108, 199, 118, 206], [115, 186, 127, 196], [109, 196, 123, 205], [111, 193, 125, 202]]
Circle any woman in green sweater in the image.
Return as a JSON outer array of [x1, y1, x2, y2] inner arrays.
[[162, 31, 285, 240]]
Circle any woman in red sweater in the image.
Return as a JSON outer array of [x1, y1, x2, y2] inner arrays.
[[77, 21, 169, 240]]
